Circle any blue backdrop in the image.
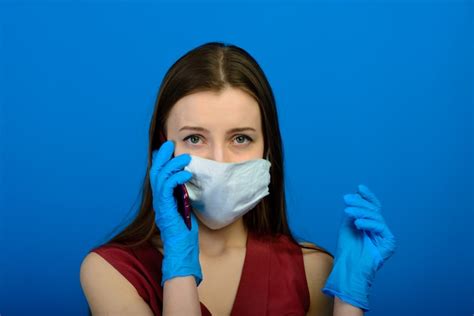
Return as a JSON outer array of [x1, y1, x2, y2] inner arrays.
[[0, 0, 472, 315]]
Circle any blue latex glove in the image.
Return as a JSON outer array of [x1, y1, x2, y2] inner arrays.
[[322, 184, 396, 312], [150, 140, 202, 287]]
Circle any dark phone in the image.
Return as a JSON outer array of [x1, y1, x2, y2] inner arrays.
[[159, 131, 192, 230]]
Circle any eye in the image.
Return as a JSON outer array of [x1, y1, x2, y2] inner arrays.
[[234, 135, 253, 144], [183, 135, 203, 145]]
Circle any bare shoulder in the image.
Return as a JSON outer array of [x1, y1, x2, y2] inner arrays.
[[299, 241, 334, 279], [80, 251, 154, 315], [299, 242, 334, 316]]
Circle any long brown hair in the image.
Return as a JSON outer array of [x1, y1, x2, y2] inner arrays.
[[99, 41, 332, 257]]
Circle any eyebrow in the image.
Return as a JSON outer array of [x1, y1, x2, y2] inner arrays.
[[178, 126, 257, 134]]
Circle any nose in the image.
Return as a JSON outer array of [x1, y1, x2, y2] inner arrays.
[[210, 146, 227, 163]]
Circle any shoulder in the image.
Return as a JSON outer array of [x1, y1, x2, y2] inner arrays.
[[80, 247, 154, 315], [298, 241, 333, 277], [298, 242, 334, 316]]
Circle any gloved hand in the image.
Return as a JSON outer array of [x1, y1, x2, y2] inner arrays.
[[150, 140, 202, 287], [322, 184, 396, 312]]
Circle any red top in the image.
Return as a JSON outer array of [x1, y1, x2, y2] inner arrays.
[[90, 230, 310, 315]]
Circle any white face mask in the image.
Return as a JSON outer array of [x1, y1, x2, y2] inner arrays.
[[183, 154, 272, 230]]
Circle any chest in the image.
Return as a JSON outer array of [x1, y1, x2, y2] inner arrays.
[[151, 236, 310, 315], [197, 249, 247, 315], [154, 242, 247, 315]]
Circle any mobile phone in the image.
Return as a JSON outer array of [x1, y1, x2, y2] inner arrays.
[[159, 131, 192, 230]]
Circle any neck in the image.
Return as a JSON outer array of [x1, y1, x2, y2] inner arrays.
[[197, 217, 248, 258]]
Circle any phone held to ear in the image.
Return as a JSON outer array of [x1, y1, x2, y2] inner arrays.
[[159, 131, 192, 230]]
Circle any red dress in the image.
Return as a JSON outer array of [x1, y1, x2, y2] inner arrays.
[[90, 230, 310, 315]]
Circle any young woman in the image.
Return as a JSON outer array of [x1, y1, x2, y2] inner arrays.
[[80, 42, 396, 315]]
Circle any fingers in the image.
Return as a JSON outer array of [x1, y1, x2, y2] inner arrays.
[[155, 171, 193, 223], [344, 193, 380, 212], [343, 185, 387, 236], [150, 141, 175, 188], [354, 218, 385, 234], [343, 184, 382, 213], [360, 219, 397, 263], [346, 204, 396, 253], [357, 184, 382, 209], [344, 207, 383, 222], [151, 141, 174, 172], [162, 171, 193, 200], [156, 154, 191, 196], [343, 185, 397, 265], [150, 140, 192, 196]]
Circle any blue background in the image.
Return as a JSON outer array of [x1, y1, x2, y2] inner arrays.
[[0, 0, 472, 315]]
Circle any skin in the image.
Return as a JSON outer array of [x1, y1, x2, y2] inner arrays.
[[166, 85, 263, 256], [162, 85, 262, 314], [162, 86, 364, 316]]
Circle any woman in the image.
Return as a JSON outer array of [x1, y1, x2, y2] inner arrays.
[[80, 42, 396, 315]]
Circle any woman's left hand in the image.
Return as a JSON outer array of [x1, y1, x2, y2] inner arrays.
[[322, 184, 397, 312]]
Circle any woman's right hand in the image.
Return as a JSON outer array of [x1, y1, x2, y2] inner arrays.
[[150, 140, 202, 287]]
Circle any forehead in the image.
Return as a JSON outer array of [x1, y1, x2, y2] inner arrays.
[[167, 87, 261, 131]]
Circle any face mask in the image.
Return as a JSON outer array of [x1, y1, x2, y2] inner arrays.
[[183, 154, 272, 230]]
